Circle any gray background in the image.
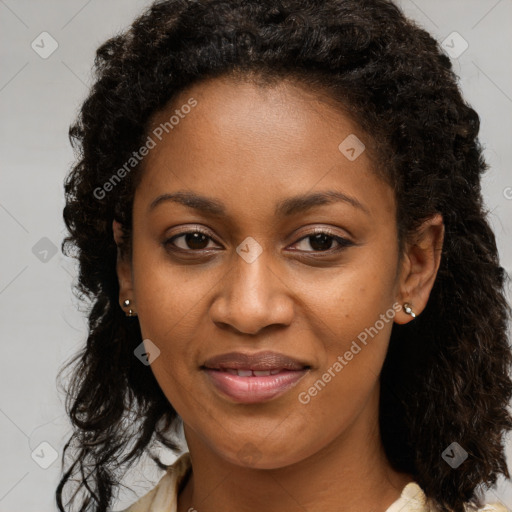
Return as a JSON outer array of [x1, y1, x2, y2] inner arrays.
[[1, 0, 511, 510]]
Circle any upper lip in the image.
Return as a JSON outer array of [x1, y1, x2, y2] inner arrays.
[[201, 351, 311, 371]]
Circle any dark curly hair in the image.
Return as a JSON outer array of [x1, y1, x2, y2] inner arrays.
[[56, 0, 512, 511]]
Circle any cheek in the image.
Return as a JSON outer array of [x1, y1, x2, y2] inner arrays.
[[293, 248, 399, 399], [130, 246, 220, 401], [132, 238, 220, 340], [296, 252, 398, 347]]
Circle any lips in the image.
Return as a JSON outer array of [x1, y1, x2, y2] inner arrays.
[[201, 351, 311, 403], [201, 350, 310, 372]]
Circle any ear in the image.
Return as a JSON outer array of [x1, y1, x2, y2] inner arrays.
[[394, 213, 444, 324], [112, 220, 136, 316]]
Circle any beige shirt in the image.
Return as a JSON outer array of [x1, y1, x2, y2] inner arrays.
[[118, 452, 508, 512]]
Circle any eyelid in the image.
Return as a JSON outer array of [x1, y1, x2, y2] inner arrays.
[[295, 226, 343, 239]]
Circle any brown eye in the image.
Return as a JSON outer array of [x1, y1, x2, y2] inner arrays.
[[165, 231, 216, 251], [292, 231, 354, 253], [300, 233, 336, 252], [163, 228, 354, 255]]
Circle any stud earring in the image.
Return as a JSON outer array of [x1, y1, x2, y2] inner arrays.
[[123, 299, 137, 317], [403, 303, 416, 318]]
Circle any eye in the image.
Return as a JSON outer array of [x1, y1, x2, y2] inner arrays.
[[164, 227, 353, 255], [164, 230, 219, 252], [290, 229, 354, 253]]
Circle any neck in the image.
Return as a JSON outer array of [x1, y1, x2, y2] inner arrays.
[[177, 389, 413, 512]]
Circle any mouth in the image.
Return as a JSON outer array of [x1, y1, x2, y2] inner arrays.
[[202, 368, 309, 403], [201, 350, 310, 371], [207, 368, 290, 376], [200, 351, 311, 404]]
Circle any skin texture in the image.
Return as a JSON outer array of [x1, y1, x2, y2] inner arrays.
[[113, 76, 444, 512]]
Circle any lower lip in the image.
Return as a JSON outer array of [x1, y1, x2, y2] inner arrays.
[[203, 368, 308, 403]]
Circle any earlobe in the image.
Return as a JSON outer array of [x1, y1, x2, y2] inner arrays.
[[394, 213, 444, 324], [112, 220, 137, 317]]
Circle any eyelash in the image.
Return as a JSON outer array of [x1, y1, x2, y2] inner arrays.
[[163, 228, 354, 255]]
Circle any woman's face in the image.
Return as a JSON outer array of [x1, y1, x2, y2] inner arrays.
[[121, 76, 409, 469]]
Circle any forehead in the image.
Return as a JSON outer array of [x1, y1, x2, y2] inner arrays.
[[135, 76, 394, 222], [147, 75, 365, 162]]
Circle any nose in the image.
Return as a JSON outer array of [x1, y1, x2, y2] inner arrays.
[[209, 251, 294, 336]]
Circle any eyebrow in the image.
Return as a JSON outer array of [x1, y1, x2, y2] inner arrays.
[[148, 190, 370, 216]]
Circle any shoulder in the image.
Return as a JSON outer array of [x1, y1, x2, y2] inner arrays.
[[465, 505, 509, 512], [112, 451, 192, 512], [386, 482, 509, 512], [466, 505, 508, 512]]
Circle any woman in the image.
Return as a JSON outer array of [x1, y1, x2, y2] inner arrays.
[[56, 0, 512, 511]]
